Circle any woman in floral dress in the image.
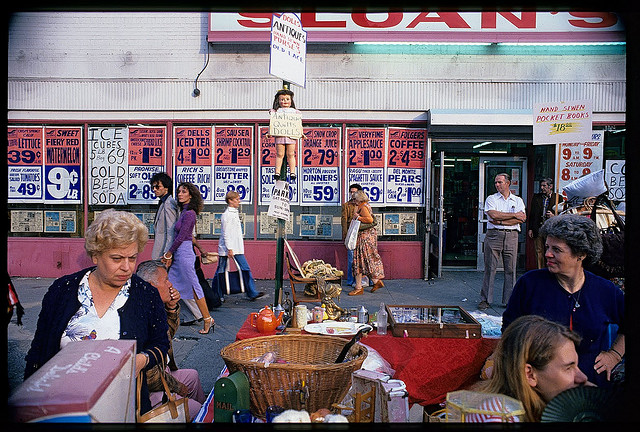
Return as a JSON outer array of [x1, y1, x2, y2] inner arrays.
[[349, 190, 385, 296]]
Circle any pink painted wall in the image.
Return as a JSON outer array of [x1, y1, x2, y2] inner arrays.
[[7, 238, 424, 280]]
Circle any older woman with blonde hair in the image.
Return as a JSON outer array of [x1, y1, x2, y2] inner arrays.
[[348, 190, 385, 296], [24, 209, 169, 416], [477, 315, 589, 422]]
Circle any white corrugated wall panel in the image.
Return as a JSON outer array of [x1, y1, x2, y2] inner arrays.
[[7, 79, 626, 114]]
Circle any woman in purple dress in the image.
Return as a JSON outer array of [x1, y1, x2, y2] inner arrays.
[[163, 182, 214, 334]]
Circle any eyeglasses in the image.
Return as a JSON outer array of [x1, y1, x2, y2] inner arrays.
[[152, 184, 162, 190]]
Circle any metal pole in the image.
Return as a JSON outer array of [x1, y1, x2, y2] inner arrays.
[[274, 80, 291, 307]]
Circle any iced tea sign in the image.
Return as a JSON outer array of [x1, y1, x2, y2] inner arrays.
[[174, 127, 213, 204], [533, 100, 592, 145]]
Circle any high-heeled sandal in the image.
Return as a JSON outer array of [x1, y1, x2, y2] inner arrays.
[[348, 287, 364, 296], [199, 317, 215, 334], [371, 280, 384, 293]]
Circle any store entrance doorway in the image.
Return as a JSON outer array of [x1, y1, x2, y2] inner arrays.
[[431, 154, 528, 271], [477, 157, 528, 271], [430, 153, 480, 270]]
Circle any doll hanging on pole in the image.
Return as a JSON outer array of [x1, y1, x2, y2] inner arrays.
[[268, 89, 305, 182]]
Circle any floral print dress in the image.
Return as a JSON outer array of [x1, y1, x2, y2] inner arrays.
[[352, 202, 385, 281]]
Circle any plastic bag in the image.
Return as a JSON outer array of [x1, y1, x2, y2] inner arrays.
[[361, 345, 396, 376]]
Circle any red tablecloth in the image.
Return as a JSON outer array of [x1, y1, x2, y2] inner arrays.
[[234, 316, 498, 407]]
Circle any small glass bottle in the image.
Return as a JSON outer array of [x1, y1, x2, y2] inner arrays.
[[377, 302, 388, 335]]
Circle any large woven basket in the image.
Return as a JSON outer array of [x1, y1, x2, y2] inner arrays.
[[220, 334, 368, 416]]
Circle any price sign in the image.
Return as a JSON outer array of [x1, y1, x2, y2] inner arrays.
[[128, 127, 165, 204], [174, 127, 213, 203], [300, 127, 340, 205], [605, 160, 625, 201], [213, 126, 253, 204], [556, 131, 604, 199], [44, 127, 82, 204], [533, 100, 593, 145], [346, 128, 385, 204], [259, 127, 298, 205], [386, 128, 426, 206], [88, 126, 128, 205], [8, 127, 44, 202]]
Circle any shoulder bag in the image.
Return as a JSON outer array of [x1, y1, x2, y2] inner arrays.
[[136, 347, 190, 423]]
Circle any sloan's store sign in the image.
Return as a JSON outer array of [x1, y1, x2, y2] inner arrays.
[[209, 11, 624, 43]]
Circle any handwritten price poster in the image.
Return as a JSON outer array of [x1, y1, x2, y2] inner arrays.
[[44, 127, 82, 204], [300, 127, 340, 205], [213, 126, 253, 204], [386, 128, 425, 206], [533, 99, 593, 145], [8, 127, 44, 202], [174, 127, 213, 204], [128, 127, 165, 204], [88, 126, 128, 205], [259, 127, 298, 205], [346, 128, 386, 204]]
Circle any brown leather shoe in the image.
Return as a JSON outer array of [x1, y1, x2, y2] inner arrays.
[[371, 280, 384, 292], [348, 287, 364, 296]]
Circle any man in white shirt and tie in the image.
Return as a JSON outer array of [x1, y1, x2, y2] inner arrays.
[[479, 173, 526, 310]]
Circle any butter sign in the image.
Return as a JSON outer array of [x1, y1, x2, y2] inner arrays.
[[269, 110, 303, 139]]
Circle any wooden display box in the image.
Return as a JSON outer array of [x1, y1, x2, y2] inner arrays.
[[386, 305, 481, 339]]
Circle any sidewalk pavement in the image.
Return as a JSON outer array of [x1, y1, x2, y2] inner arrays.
[[6, 271, 514, 398]]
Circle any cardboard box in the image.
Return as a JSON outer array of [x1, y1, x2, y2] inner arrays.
[[9, 339, 137, 423], [386, 305, 481, 339]]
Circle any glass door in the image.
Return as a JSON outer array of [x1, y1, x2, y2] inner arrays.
[[477, 157, 528, 271], [428, 151, 445, 278]]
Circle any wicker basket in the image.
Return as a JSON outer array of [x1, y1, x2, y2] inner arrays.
[[220, 334, 368, 416]]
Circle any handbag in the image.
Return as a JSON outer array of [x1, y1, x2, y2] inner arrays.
[[137, 348, 190, 423], [359, 213, 377, 231], [344, 218, 361, 250], [212, 256, 249, 295], [585, 194, 624, 279]]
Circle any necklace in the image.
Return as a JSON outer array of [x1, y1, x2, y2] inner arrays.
[[569, 289, 582, 331], [571, 289, 582, 311]]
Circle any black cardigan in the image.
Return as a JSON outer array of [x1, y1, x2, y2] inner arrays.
[[24, 267, 170, 413]]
